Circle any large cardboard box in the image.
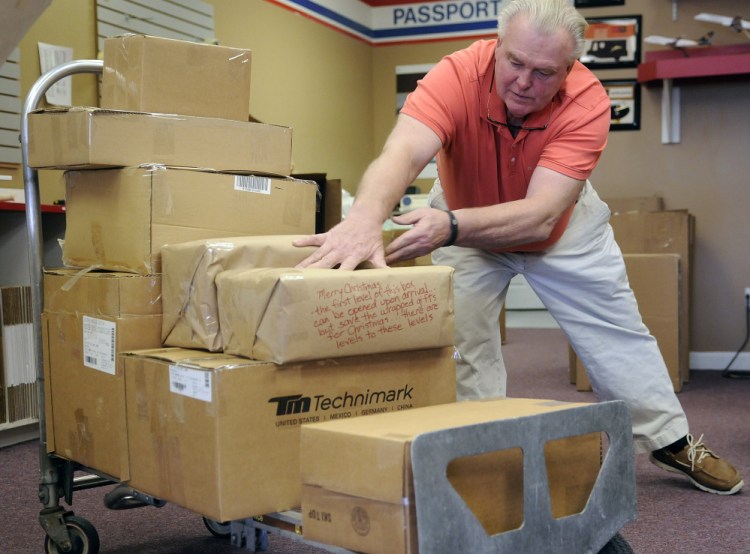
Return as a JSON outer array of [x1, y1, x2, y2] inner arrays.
[[62, 167, 317, 274], [217, 266, 455, 363], [122, 346, 457, 522], [572, 253, 681, 392], [101, 35, 251, 122], [42, 269, 162, 480], [610, 210, 693, 383], [161, 235, 317, 352], [27, 107, 292, 176], [301, 398, 601, 554]]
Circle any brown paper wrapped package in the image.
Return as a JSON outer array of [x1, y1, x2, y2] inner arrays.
[[161, 235, 317, 352], [216, 266, 455, 363]]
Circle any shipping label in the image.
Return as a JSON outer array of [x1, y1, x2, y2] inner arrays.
[[82, 316, 116, 375], [169, 364, 213, 402]]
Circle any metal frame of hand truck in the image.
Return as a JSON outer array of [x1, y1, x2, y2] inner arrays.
[[22, 60, 637, 554]]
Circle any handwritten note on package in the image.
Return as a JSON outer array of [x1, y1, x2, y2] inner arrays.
[[216, 266, 455, 363]]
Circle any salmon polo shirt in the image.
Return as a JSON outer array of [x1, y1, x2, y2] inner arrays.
[[400, 39, 611, 251]]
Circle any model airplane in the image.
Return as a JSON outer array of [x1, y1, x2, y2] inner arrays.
[[644, 31, 713, 49], [695, 12, 750, 38]]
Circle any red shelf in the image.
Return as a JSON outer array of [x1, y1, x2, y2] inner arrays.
[[637, 43, 750, 84], [0, 201, 65, 213]]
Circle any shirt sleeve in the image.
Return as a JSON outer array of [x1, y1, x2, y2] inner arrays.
[[400, 48, 480, 148], [538, 89, 612, 181]]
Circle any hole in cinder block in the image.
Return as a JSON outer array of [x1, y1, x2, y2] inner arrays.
[[447, 447, 525, 535], [544, 432, 602, 519], [445, 431, 602, 536]]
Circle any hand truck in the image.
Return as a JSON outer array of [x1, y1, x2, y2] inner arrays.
[[22, 60, 637, 554]]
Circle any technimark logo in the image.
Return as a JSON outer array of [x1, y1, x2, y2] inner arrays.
[[268, 385, 414, 416]]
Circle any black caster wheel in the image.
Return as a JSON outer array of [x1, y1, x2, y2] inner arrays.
[[44, 515, 100, 554], [203, 517, 231, 539], [598, 532, 634, 554]]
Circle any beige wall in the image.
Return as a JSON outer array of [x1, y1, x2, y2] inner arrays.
[[9, 0, 750, 354]]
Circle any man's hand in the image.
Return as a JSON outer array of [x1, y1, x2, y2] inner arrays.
[[384, 207, 456, 265], [293, 216, 388, 270]]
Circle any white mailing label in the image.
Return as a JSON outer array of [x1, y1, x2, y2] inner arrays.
[[169, 365, 212, 402], [82, 316, 116, 375]]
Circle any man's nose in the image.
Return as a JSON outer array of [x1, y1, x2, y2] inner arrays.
[[516, 70, 532, 89]]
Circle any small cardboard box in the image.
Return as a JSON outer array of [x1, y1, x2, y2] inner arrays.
[[122, 346, 457, 522], [301, 398, 601, 554], [101, 35, 251, 122], [27, 107, 292, 176], [216, 266, 455, 363], [610, 211, 693, 383], [62, 167, 317, 274], [571, 253, 681, 392], [42, 269, 163, 480], [161, 235, 317, 352]]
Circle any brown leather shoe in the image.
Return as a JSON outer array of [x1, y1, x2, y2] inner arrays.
[[650, 434, 744, 495]]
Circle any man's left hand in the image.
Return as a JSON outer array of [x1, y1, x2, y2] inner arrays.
[[386, 207, 456, 264]]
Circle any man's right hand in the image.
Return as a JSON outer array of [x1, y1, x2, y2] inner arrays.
[[293, 215, 387, 270]]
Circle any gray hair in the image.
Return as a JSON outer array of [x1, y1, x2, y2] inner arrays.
[[497, 0, 588, 61]]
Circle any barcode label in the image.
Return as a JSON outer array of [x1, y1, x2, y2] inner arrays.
[[234, 175, 271, 195], [82, 316, 117, 375], [169, 365, 212, 402]]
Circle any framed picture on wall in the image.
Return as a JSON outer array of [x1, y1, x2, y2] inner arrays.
[[574, 0, 625, 7], [601, 79, 640, 131], [581, 15, 641, 69]]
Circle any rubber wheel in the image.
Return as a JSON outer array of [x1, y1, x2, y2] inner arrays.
[[203, 519, 267, 550], [44, 515, 100, 554], [202, 517, 231, 539], [598, 532, 634, 554]]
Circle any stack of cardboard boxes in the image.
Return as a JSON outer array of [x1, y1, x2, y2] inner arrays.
[[30, 34, 315, 482], [29, 35, 460, 522]]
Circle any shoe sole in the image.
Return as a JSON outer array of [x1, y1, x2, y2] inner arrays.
[[649, 454, 745, 495]]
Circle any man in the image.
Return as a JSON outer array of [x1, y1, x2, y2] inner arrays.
[[295, 0, 743, 494]]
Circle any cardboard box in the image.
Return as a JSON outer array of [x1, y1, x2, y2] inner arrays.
[[101, 35, 251, 122], [27, 107, 292, 176], [161, 235, 317, 352], [62, 167, 317, 274], [610, 210, 693, 383], [122, 346, 457, 522], [571, 253, 681, 392], [301, 398, 601, 554], [217, 266, 455, 363], [42, 269, 163, 480]]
